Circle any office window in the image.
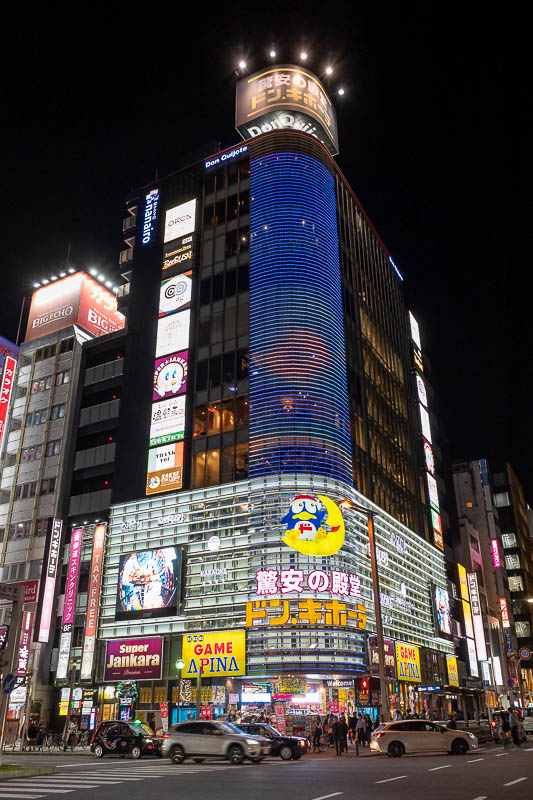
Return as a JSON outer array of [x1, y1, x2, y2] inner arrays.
[[46, 440, 61, 457], [493, 491, 510, 508], [469, 535, 480, 554], [502, 533, 517, 549], [50, 403, 66, 420], [14, 482, 37, 500], [508, 575, 524, 592], [35, 518, 49, 537], [32, 375, 53, 393], [59, 338, 74, 354], [40, 477, 56, 495], [505, 554, 521, 571], [21, 444, 42, 463], [516, 620, 531, 638], [35, 344, 57, 362], [8, 520, 32, 540], [56, 370, 70, 386], [26, 408, 47, 427]]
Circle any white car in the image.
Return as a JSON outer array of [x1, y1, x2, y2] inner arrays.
[[370, 720, 478, 757]]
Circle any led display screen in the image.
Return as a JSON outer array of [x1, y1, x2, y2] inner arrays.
[[433, 584, 452, 638], [419, 405, 432, 443], [115, 547, 180, 620], [149, 396, 186, 446], [153, 351, 188, 401], [164, 200, 196, 243], [159, 272, 192, 317], [146, 442, 184, 496], [155, 310, 191, 358]]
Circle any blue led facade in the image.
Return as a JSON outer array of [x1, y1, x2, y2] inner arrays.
[[249, 152, 352, 482]]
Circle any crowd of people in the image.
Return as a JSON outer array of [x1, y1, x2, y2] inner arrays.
[[312, 713, 380, 755]]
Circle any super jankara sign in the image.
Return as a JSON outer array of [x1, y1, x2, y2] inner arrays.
[[104, 637, 163, 681], [395, 641, 422, 682], [182, 630, 246, 678]]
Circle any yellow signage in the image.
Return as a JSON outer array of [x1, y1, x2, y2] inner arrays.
[[281, 494, 345, 556], [446, 655, 459, 687], [395, 641, 422, 683], [182, 630, 245, 678], [457, 563, 469, 601], [59, 701, 69, 716]]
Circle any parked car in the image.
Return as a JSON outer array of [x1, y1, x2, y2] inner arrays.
[[237, 723, 308, 760], [370, 719, 478, 757], [522, 709, 533, 737], [162, 720, 271, 764], [91, 720, 162, 759]]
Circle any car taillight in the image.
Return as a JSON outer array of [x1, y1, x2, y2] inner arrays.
[[163, 734, 170, 739], [491, 721, 496, 728], [375, 732, 383, 739]]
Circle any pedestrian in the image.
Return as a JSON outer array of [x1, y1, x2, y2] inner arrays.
[[37, 722, 46, 751], [356, 714, 366, 746], [499, 710, 511, 749], [27, 721, 38, 751], [446, 713, 457, 730], [393, 709, 402, 721], [348, 713, 357, 743], [364, 714, 372, 745], [312, 718, 323, 752], [340, 714, 349, 752], [332, 715, 348, 756], [510, 708, 521, 747]]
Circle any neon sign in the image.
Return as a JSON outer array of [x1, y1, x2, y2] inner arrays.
[[141, 188, 159, 245], [491, 539, 502, 568]]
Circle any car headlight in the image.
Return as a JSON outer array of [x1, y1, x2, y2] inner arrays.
[[145, 738, 152, 743], [245, 738, 260, 745], [299, 739, 306, 746], [468, 734, 477, 740]]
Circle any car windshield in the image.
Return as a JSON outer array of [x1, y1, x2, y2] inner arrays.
[[261, 725, 281, 737], [127, 723, 153, 737], [215, 722, 243, 735]]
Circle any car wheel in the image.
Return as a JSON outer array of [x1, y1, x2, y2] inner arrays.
[[94, 744, 104, 758], [170, 745, 185, 764], [451, 738, 468, 755], [193, 758, 204, 763], [131, 745, 142, 759], [280, 745, 293, 760], [228, 744, 244, 764], [387, 741, 404, 758]]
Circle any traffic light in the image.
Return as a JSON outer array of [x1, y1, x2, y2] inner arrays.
[[361, 678, 368, 691]]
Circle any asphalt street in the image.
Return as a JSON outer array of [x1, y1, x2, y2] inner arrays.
[[1, 744, 532, 800]]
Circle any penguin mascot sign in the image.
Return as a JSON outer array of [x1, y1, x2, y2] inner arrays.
[[281, 494, 345, 557]]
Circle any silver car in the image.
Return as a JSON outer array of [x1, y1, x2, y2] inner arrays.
[[162, 720, 271, 764]]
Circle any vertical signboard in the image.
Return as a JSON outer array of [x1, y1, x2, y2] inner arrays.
[[467, 572, 488, 661], [458, 563, 478, 677], [446, 655, 460, 687], [37, 518, 63, 643], [147, 198, 196, 496], [80, 524, 106, 681], [409, 312, 443, 550], [0, 355, 17, 454], [490, 539, 502, 568], [141, 188, 159, 245], [15, 611, 34, 677], [499, 597, 510, 628], [56, 528, 83, 680]]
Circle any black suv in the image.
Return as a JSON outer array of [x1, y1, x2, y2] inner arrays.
[[237, 723, 308, 760], [91, 721, 162, 759]]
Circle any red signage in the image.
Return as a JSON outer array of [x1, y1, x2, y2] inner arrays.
[[160, 702, 169, 732], [500, 597, 510, 628], [16, 611, 34, 677], [104, 637, 163, 681], [0, 355, 17, 451], [81, 524, 106, 681], [25, 273, 125, 342], [200, 705, 213, 720], [0, 579, 39, 606]]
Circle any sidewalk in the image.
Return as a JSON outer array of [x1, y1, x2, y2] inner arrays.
[[1, 747, 92, 756]]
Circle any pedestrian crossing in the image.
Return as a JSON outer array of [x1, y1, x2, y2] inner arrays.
[[0, 759, 296, 798]]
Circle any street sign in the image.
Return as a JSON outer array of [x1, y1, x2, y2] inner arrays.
[[519, 647, 531, 660], [2, 673, 17, 694], [507, 679, 515, 687]]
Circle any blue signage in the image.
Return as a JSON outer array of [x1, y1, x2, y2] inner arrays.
[[204, 145, 248, 169], [2, 673, 17, 694], [141, 188, 159, 245]]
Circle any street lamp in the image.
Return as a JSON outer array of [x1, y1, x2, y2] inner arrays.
[[175, 659, 185, 723], [340, 499, 391, 722]]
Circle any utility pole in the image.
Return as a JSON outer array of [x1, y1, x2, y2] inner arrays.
[[62, 659, 79, 748], [195, 665, 203, 720]]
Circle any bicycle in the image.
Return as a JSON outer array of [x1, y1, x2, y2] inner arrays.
[[78, 730, 91, 749], [44, 732, 63, 751]]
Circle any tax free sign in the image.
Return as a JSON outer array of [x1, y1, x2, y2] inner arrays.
[[182, 630, 245, 678], [395, 641, 422, 682]]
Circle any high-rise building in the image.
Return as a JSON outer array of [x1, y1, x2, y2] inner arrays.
[[85, 64, 466, 728]]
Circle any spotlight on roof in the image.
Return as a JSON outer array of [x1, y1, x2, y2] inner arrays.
[[112, 286, 118, 292], [68, 267, 75, 274], [338, 87, 345, 96], [98, 274, 105, 281], [238, 60, 246, 70], [33, 283, 40, 288], [105, 280, 112, 288], [300, 51, 308, 61], [42, 279, 49, 284], [269, 49, 276, 59], [325, 66, 333, 75], [90, 268, 97, 276], [59, 272, 66, 277], [50, 275, 58, 281]]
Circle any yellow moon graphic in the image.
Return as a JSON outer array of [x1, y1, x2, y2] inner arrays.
[[281, 494, 345, 557]]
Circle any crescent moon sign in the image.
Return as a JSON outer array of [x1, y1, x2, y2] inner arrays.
[[281, 494, 345, 557]]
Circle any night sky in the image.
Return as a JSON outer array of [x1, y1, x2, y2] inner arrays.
[[2, 9, 528, 496]]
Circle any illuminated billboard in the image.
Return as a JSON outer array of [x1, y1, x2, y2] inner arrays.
[[80, 524, 106, 681], [236, 65, 339, 155], [25, 273, 125, 342], [115, 548, 180, 620], [155, 310, 191, 358], [146, 442, 184, 496], [433, 584, 452, 638], [56, 528, 83, 680], [0, 336, 19, 373], [153, 352, 188, 401], [0, 355, 17, 453], [104, 637, 163, 681], [164, 200, 196, 243], [182, 630, 246, 678], [36, 518, 63, 643], [149, 396, 186, 446], [141, 188, 159, 245], [467, 572, 487, 661], [163, 236, 194, 272], [159, 272, 192, 316]]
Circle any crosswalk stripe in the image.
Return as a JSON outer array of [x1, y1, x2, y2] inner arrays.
[[2, 787, 73, 794], [0, 794, 45, 798]]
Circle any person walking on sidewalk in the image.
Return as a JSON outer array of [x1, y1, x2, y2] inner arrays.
[[510, 708, 521, 747], [312, 718, 323, 752], [332, 716, 348, 756], [356, 714, 366, 746]]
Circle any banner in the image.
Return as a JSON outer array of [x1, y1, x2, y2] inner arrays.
[[446, 655, 460, 687], [104, 637, 163, 681], [0, 355, 17, 453], [160, 702, 169, 732], [182, 631, 246, 678], [37, 518, 63, 642], [15, 611, 34, 677], [395, 641, 422, 682], [81, 524, 106, 681], [56, 528, 83, 680]]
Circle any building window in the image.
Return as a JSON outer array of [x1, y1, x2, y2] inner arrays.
[[508, 575, 524, 592], [502, 533, 517, 549], [35, 518, 49, 537], [21, 444, 42, 463], [515, 620, 531, 638], [46, 440, 61, 457], [469, 535, 480, 554], [50, 403, 66, 420], [35, 344, 57, 362], [32, 375, 54, 393], [40, 477, 56, 495], [493, 491, 510, 508], [8, 520, 32, 540], [56, 370, 70, 386], [59, 338, 74, 354], [14, 482, 37, 500], [26, 408, 47, 427], [505, 554, 521, 571]]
